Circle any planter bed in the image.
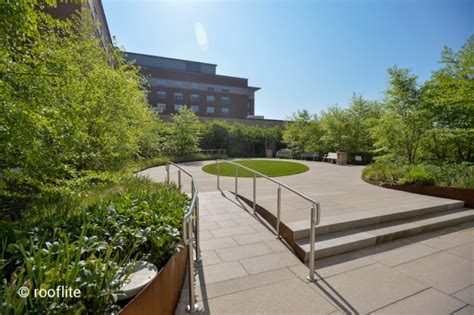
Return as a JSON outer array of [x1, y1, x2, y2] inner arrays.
[[120, 245, 187, 315]]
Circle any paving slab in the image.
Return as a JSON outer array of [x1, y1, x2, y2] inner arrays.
[[204, 278, 337, 314], [239, 251, 301, 274], [372, 288, 466, 314], [394, 251, 474, 294], [199, 261, 248, 284], [215, 243, 272, 262], [201, 268, 295, 299], [454, 305, 474, 315], [453, 285, 474, 305], [319, 264, 428, 313], [448, 242, 474, 261], [360, 242, 440, 267]]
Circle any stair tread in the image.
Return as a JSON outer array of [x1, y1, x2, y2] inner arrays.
[[288, 200, 465, 239], [296, 207, 474, 253]]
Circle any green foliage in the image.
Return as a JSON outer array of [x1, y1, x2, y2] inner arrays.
[[200, 122, 283, 157], [283, 36, 472, 166], [283, 110, 322, 155], [283, 95, 380, 161], [422, 35, 474, 161], [362, 162, 474, 188], [0, 177, 189, 313], [165, 107, 201, 155], [371, 66, 429, 163], [1, 3, 160, 195], [202, 160, 309, 177]]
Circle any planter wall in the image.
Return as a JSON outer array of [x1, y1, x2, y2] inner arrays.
[[120, 246, 187, 315], [363, 178, 474, 208]]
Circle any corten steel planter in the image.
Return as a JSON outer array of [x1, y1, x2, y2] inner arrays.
[[120, 246, 187, 315], [363, 178, 474, 207]]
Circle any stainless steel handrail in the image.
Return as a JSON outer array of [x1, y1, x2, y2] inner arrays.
[[166, 162, 201, 312], [215, 159, 321, 281]]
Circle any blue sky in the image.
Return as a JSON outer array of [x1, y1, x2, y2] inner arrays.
[[103, 0, 473, 120]]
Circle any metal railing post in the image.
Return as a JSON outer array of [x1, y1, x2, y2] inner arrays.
[[186, 218, 198, 312], [307, 204, 317, 282], [235, 167, 238, 197], [253, 174, 256, 214], [276, 185, 281, 238], [166, 164, 170, 184], [194, 196, 201, 262], [216, 160, 220, 190], [178, 170, 181, 189]]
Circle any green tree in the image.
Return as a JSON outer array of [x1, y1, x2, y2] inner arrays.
[[371, 67, 429, 162], [0, 2, 158, 193], [422, 36, 474, 161], [283, 110, 323, 154], [320, 94, 381, 157], [166, 107, 201, 155]]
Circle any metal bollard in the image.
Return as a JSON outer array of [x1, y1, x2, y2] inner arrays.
[[166, 164, 170, 184], [178, 170, 181, 189]]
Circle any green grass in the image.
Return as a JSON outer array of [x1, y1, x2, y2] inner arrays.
[[202, 160, 309, 177]]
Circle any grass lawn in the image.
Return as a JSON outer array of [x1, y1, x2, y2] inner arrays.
[[202, 159, 309, 177]]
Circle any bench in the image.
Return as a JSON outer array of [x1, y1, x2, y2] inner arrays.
[[323, 152, 337, 163], [300, 152, 319, 161], [275, 149, 293, 159]]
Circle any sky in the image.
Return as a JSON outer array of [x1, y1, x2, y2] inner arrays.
[[102, 0, 473, 120]]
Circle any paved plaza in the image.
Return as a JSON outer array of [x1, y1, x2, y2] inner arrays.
[[140, 159, 474, 314], [174, 191, 473, 314], [139, 159, 464, 224]]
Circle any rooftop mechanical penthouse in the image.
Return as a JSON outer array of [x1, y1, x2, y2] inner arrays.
[[125, 52, 260, 119]]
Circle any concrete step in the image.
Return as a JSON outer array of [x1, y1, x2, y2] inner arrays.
[[295, 207, 474, 262], [287, 199, 465, 241]]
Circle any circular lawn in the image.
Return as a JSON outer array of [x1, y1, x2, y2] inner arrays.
[[202, 159, 309, 177]]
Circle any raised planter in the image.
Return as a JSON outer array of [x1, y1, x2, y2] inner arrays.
[[120, 246, 187, 315], [363, 178, 474, 207]]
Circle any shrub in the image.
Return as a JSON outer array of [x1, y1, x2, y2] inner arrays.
[[363, 161, 474, 189], [0, 177, 189, 313]]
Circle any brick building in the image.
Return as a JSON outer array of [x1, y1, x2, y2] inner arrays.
[[125, 52, 261, 119], [49, 0, 112, 48]]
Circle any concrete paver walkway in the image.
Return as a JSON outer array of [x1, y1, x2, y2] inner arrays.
[[175, 191, 474, 314]]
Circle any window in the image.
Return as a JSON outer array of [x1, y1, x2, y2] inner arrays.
[[221, 96, 230, 104], [206, 106, 215, 114], [222, 108, 230, 115], [206, 95, 215, 103], [222, 88, 230, 93], [207, 86, 214, 91], [174, 93, 183, 101], [191, 83, 199, 89], [157, 79, 166, 86], [175, 81, 183, 88], [156, 103, 166, 113], [157, 91, 166, 99], [191, 105, 200, 113], [191, 94, 200, 102], [174, 104, 183, 112]]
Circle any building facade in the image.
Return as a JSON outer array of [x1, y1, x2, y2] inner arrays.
[[125, 52, 260, 119], [49, 0, 112, 48]]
